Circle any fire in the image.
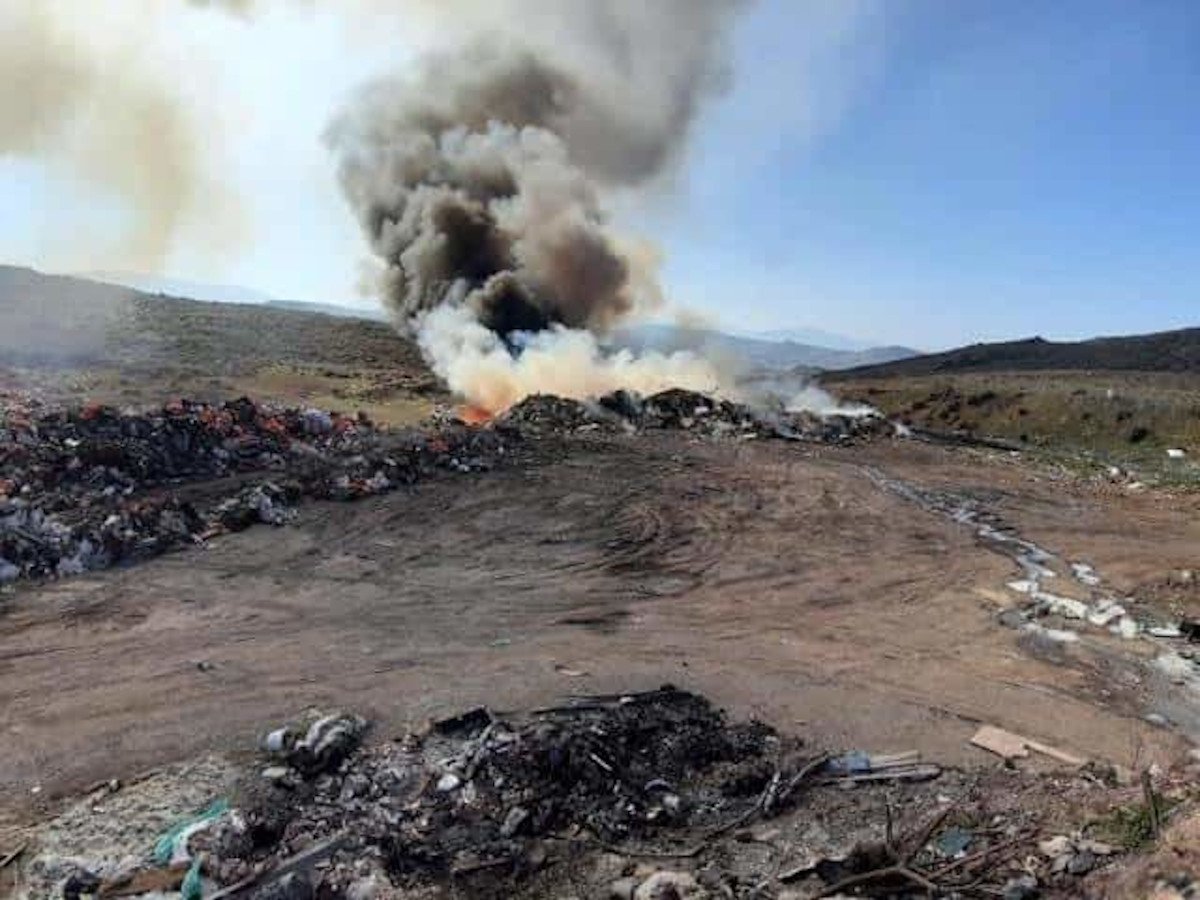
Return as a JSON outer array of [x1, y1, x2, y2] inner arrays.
[[456, 404, 495, 426]]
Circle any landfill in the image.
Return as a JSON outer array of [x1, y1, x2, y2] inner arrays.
[[2, 389, 893, 587], [14, 688, 1176, 900], [0, 396, 502, 584], [498, 388, 894, 443]]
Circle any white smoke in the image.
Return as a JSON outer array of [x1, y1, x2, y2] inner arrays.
[[419, 304, 726, 413]]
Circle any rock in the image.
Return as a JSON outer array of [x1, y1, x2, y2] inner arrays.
[[634, 871, 709, 900], [261, 766, 292, 783], [1002, 874, 1040, 900], [609, 877, 640, 900]]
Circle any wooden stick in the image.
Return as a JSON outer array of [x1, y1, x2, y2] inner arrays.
[[0, 843, 27, 870]]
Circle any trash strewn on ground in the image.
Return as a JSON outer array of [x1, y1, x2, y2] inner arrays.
[[2, 388, 895, 587], [0, 397, 503, 584], [496, 388, 894, 444], [10, 689, 1178, 900]]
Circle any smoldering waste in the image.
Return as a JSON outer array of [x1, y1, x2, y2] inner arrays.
[[0, 396, 500, 584], [0, 388, 890, 586]]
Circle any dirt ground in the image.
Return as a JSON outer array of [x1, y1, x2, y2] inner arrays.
[[4, 431, 1199, 848]]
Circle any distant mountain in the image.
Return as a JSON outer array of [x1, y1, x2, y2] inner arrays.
[[610, 323, 919, 372], [738, 327, 878, 352], [831, 329, 1200, 379], [266, 299, 386, 321], [81, 271, 279, 306], [80, 271, 384, 321]]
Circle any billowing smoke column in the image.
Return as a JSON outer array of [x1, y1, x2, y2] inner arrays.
[[327, 1, 748, 412]]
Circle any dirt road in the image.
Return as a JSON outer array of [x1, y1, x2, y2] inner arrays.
[[3, 434, 1198, 829]]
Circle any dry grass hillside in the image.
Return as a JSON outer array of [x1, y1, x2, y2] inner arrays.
[[0, 266, 442, 424]]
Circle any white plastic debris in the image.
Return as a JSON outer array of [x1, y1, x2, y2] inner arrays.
[[1086, 600, 1125, 628], [1033, 590, 1089, 620], [1006, 579, 1038, 595], [1149, 625, 1184, 639], [1166, 448, 1186, 459], [1111, 616, 1141, 639], [1070, 563, 1101, 587]]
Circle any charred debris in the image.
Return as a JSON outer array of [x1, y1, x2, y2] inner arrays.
[[21, 689, 1149, 899], [1, 389, 890, 586]]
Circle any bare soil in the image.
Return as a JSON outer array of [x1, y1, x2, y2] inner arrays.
[[4, 431, 1197, 847]]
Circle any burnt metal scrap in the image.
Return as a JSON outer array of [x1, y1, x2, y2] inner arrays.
[[0, 396, 502, 584]]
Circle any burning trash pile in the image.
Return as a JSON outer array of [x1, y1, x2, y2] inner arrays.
[[498, 388, 894, 444], [0, 397, 504, 584], [18, 688, 1155, 900]]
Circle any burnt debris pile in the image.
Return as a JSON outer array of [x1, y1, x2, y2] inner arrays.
[[32, 690, 1121, 899], [499, 388, 893, 443], [0, 397, 502, 584], [195, 688, 793, 898]]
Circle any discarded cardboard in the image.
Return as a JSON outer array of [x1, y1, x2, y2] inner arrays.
[[970, 725, 1085, 766]]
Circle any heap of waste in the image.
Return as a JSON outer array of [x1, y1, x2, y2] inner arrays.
[[0, 397, 503, 584], [19, 689, 1152, 900], [2, 387, 891, 586], [498, 388, 893, 443]]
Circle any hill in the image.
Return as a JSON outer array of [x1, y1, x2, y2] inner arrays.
[[832, 329, 1200, 379], [611, 323, 917, 372], [0, 265, 437, 423]]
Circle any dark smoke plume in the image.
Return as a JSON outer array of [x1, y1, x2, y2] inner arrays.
[[327, 1, 746, 339]]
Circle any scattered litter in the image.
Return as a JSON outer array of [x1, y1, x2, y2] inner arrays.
[[554, 662, 590, 678], [1070, 562, 1101, 586], [1113, 616, 1142, 640], [935, 826, 974, 857], [970, 725, 1086, 766], [152, 798, 229, 866], [1166, 448, 1187, 459], [1086, 599, 1125, 627], [1149, 625, 1184, 639], [1032, 590, 1089, 620], [1, 397, 505, 584], [821, 750, 941, 784]]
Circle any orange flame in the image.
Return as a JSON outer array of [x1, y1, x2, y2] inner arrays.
[[456, 404, 494, 426]]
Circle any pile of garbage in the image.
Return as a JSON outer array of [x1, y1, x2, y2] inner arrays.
[[19, 689, 1154, 899], [0, 397, 505, 584], [498, 389, 894, 444]]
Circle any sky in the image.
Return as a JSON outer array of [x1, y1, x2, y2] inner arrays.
[[1, 0, 1197, 350]]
